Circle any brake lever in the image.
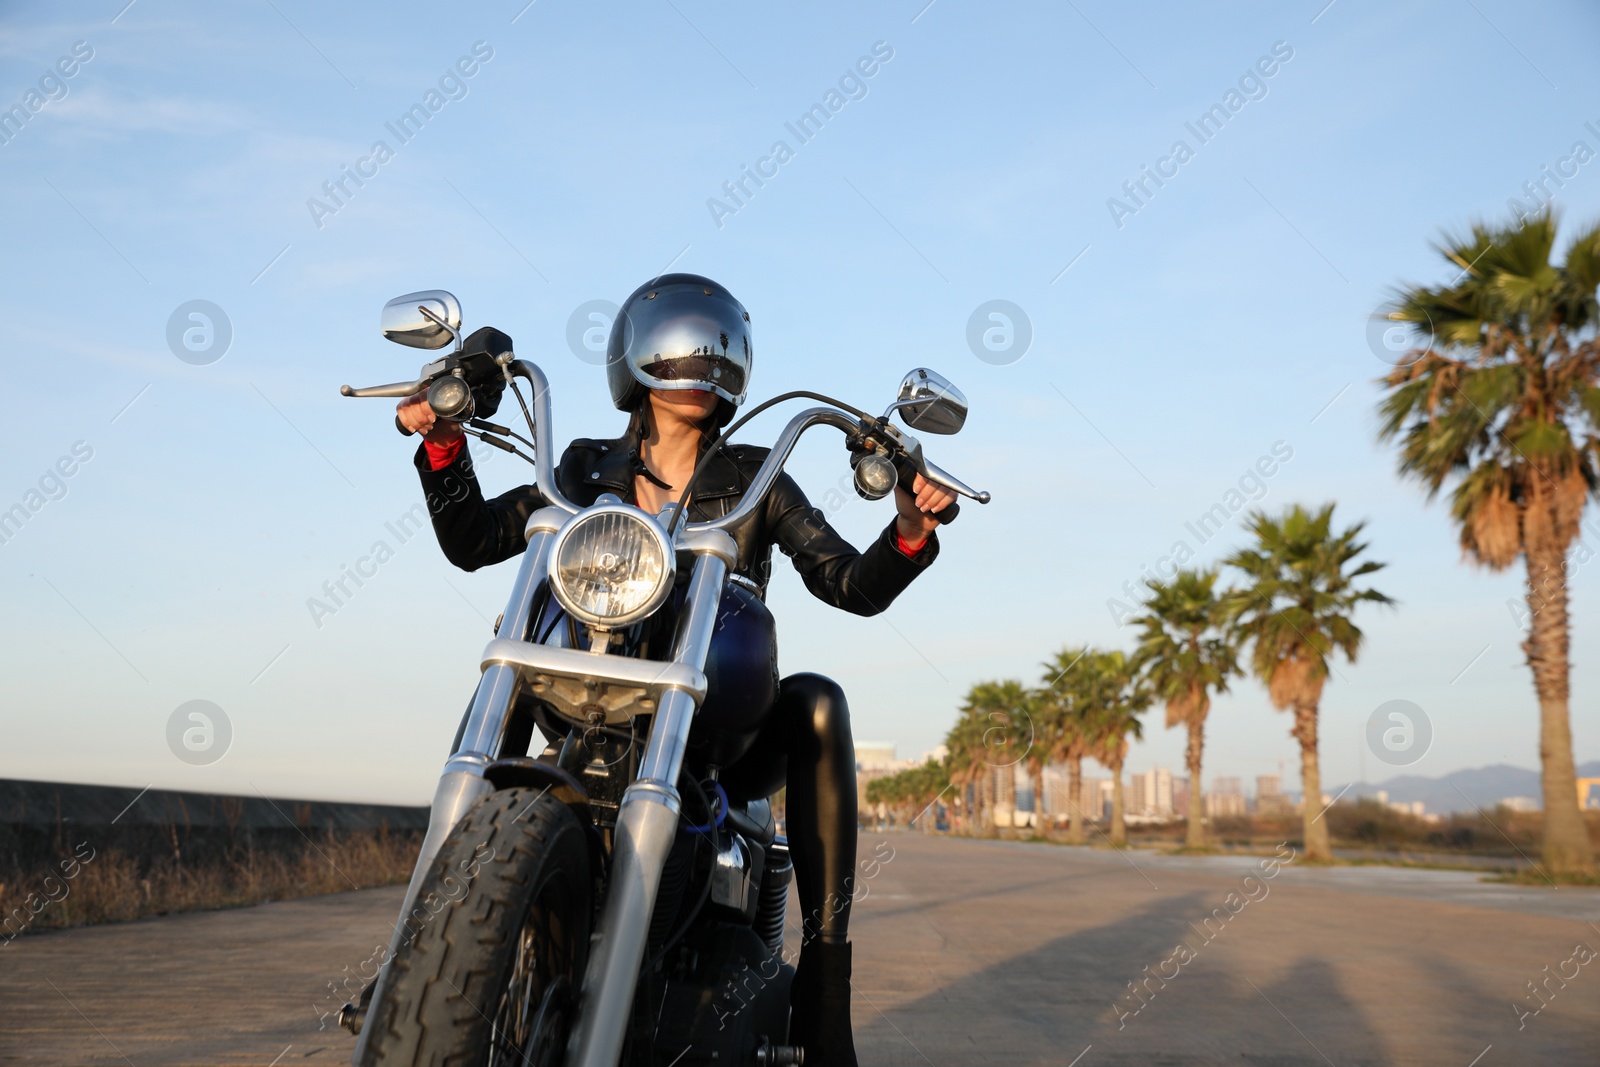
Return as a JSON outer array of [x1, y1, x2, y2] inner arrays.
[[920, 456, 990, 505], [342, 377, 434, 399], [861, 419, 989, 522], [891, 454, 961, 525], [341, 357, 453, 402]]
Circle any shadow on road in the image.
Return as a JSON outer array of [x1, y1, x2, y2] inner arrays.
[[856, 891, 1395, 1064]]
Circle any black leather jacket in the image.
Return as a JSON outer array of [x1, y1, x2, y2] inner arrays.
[[413, 427, 937, 616]]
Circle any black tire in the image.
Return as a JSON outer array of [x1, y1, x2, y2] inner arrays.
[[362, 788, 593, 1067]]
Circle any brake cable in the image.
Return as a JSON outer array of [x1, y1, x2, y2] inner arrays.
[[666, 390, 879, 537], [470, 417, 535, 453], [462, 426, 536, 466]]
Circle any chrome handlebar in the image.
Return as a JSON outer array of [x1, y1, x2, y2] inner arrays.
[[345, 353, 989, 536], [681, 407, 856, 533], [504, 361, 581, 517], [675, 408, 990, 533]]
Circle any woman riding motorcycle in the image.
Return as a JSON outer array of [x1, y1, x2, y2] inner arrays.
[[395, 273, 954, 1065]]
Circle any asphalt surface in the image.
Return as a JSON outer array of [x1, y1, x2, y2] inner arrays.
[[2, 834, 1597, 1065]]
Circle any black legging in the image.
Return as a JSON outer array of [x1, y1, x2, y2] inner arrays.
[[720, 673, 857, 946]]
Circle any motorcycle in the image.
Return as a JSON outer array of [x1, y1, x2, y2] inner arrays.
[[335, 290, 990, 1067]]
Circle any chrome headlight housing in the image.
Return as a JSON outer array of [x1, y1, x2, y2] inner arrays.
[[547, 505, 675, 628]]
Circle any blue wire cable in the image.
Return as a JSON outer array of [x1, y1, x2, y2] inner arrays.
[[684, 780, 729, 835]]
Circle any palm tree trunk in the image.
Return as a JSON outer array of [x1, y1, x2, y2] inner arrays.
[[974, 772, 986, 836], [1293, 701, 1331, 861], [1524, 538, 1595, 873], [1110, 762, 1127, 846], [1033, 766, 1047, 837], [1068, 758, 1085, 844], [977, 772, 992, 837], [1001, 766, 1016, 830], [1185, 720, 1206, 850], [989, 767, 999, 830]]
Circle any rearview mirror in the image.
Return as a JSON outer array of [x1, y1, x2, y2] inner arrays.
[[894, 368, 968, 435], [381, 290, 462, 350]]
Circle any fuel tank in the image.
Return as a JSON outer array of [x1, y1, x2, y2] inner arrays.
[[688, 580, 780, 768]]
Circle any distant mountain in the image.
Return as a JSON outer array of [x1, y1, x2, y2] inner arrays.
[[1335, 761, 1600, 814]]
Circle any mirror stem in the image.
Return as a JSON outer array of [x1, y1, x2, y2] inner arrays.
[[418, 305, 464, 352]]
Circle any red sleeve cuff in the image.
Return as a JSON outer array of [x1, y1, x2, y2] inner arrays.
[[895, 530, 927, 557], [423, 436, 465, 471]]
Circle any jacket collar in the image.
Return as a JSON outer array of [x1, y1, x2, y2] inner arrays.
[[688, 438, 753, 501], [587, 439, 636, 496], [580, 426, 752, 504]]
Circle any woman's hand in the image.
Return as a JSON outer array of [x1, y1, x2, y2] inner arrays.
[[397, 389, 464, 445], [894, 473, 956, 549]]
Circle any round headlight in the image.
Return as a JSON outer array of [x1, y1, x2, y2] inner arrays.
[[548, 506, 675, 628]]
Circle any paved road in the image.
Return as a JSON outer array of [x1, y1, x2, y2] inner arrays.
[[3, 835, 1597, 1065]]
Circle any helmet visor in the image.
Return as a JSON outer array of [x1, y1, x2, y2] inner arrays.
[[617, 285, 751, 406]]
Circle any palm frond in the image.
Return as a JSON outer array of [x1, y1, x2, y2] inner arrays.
[[1376, 212, 1600, 567]]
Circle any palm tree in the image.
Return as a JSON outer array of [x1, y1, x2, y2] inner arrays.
[[1020, 686, 1059, 837], [1226, 504, 1392, 862], [1039, 647, 1095, 843], [865, 758, 948, 830], [1081, 650, 1150, 846], [1376, 212, 1600, 874], [981, 680, 1033, 831], [1131, 569, 1240, 850], [943, 702, 991, 836], [946, 681, 1032, 836]]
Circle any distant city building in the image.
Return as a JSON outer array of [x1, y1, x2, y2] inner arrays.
[[1085, 777, 1112, 822], [1042, 765, 1076, 818], [1129, 767, 1175, 818], [1246, 774, 1296, 815], [1016, 768, 1036, 819], [1388, 800, 1426, 817], [1205, 776, 1247, 818], [1204, 792, 1248, 818], [1255, 794, 1295, 816], [1500, 796, 1540, 812], [855, 742, 897, 772], [854, 743, 906, 815]]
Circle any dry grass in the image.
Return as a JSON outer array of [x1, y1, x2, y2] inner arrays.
[[1487, 865, 1600, 887], [2, 821, 421, 939]]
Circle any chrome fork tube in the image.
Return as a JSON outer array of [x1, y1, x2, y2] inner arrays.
[[411, 521, 559, 892], [566, 547, 731, 1067], [352, 517, 561, 1066]]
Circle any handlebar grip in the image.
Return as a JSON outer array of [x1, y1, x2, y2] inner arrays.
[[893, 456, 959, 525], [395, 415, 415, 437]]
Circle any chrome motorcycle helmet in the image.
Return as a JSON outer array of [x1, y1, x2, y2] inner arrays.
[[607, 273, 752, 429]]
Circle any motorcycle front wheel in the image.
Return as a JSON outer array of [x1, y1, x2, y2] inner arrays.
[[361, 787, 592, 1067]]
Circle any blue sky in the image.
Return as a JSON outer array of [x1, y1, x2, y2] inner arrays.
[[2, 0, 1598, 805]]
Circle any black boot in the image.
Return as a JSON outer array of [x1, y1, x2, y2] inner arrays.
[[790, 940, 860, 1066]]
